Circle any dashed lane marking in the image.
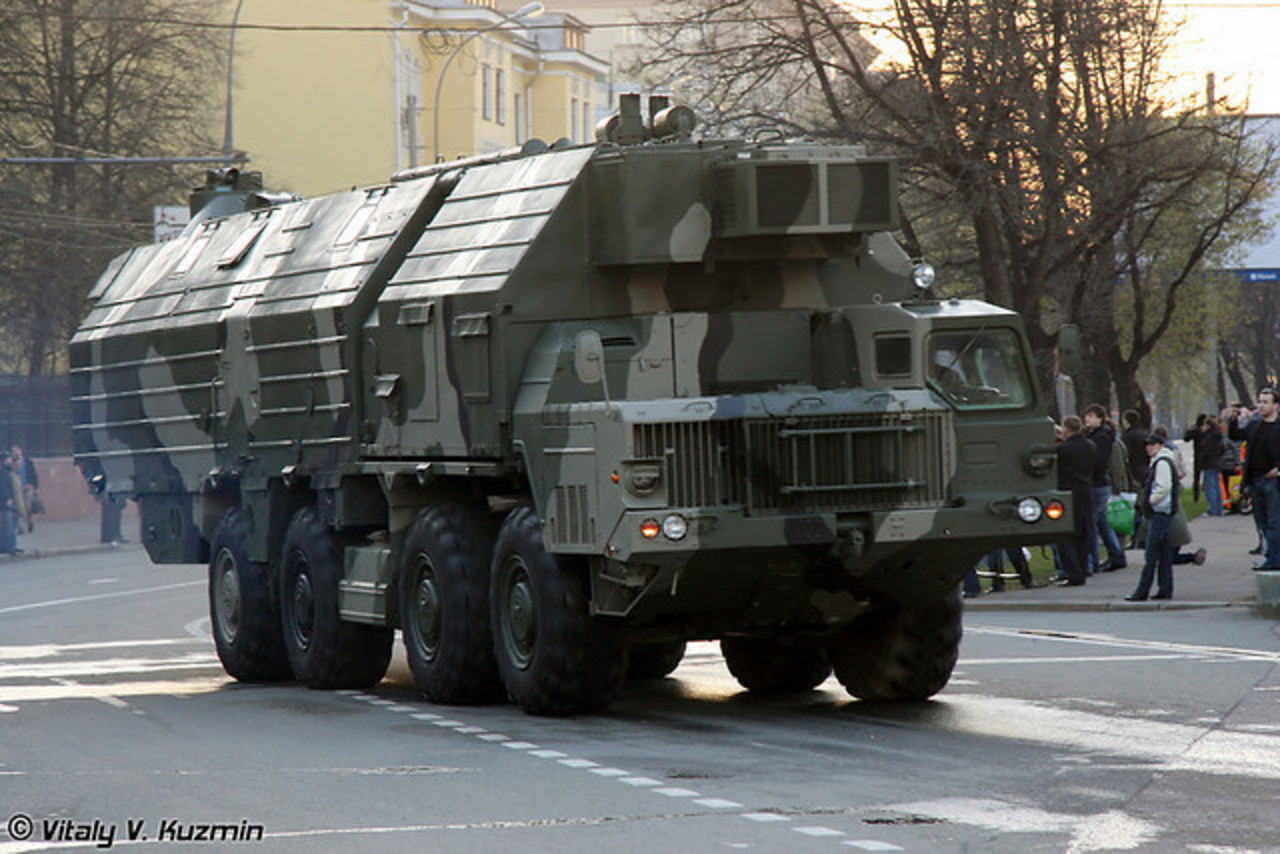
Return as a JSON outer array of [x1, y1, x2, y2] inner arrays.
[[342, 692, 904, 850]]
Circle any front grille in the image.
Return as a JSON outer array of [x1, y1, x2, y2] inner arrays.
[[633, 411, 952, 514]]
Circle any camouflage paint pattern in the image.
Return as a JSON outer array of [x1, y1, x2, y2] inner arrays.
[[73, 127, 1070, 633]]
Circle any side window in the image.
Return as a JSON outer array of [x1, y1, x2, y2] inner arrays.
[[874, 334, 913, 378]]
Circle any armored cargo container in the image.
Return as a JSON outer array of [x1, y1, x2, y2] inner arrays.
[[72, 96, 1071, 714]]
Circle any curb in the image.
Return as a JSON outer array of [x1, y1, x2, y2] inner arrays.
[[964, 599, 1253, 613], [1, 542, 139, 562]]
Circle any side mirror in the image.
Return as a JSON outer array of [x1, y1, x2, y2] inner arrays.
[[574, 330, 606, 387], [1057, 324, 1083, 377]]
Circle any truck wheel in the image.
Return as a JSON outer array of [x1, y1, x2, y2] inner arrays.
[[827, 588, 963, 701], [400, 499, 502, 704], [720, 636, 832, 693], [628, 641, 687, 680], [208, 509, 291, 682], [280, 507, 393, 689], [489, 505, 627, 715]]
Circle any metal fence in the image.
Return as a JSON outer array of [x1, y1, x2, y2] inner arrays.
[[0, 374, 72, 457]]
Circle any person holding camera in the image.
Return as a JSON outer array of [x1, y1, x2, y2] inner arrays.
[[1229, 390, 1280, 570]]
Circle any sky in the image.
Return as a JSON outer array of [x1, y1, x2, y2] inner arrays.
[[1169, 0, 1280, 114], [841, 1, 1280, 115]]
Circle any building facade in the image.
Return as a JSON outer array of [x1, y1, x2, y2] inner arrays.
[[228, 0, 607, 195]]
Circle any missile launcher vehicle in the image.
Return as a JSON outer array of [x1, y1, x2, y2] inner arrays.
[[72, 95, 1071, 714]]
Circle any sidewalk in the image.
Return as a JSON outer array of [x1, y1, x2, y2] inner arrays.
[[966, 511, 1267, 612], [2, 512, 140, 562]]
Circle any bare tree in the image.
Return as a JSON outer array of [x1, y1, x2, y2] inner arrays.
[[638, 0, 1276, 413], [0, 0, 224, 376]]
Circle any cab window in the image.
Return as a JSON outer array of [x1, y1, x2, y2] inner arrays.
[[927, 328, 1033, 409]]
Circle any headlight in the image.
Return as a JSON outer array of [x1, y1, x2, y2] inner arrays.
[[1017, 497, 1043, 523], [661, 514, 688, 541], [912, 263, 936, 291]]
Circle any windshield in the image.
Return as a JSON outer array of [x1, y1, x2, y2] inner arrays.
[[927, 328, 1034, 410]]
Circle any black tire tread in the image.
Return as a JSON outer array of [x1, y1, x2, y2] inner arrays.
[[720, 635, 832, 693], [827, 589, 963, 701], [490, 505, 627, 715], [208, 510, 291, 682], [281, 507, 393, 690], [627, 640, 687, 680], [400, 498, 501, 704]]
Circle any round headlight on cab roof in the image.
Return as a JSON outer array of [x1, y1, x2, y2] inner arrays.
[[912, 263, 936, 291]]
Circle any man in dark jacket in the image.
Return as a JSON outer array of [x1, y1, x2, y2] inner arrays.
[[0, 452, 19, 555], [1055, 415, 1095, 586], [1121, 410, 1148, 548], [1083, 404, 1127, 572], [1229, 388, 1280, 570]]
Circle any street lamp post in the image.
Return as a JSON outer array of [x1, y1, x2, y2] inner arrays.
[[224, 0, 246, 157], [431, 1, 544, 163]]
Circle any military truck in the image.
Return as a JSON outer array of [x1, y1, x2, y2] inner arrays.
[[72, 95, 1071, 715]]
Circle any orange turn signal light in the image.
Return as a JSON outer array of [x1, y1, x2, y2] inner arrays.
[[1045, 500, 1065, 521], [640, 518, 661, 539]]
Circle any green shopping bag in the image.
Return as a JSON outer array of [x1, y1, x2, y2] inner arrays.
[[1106, 495, 1135, 535]]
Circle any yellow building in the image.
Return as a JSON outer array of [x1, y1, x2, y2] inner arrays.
[[228, 0, 608, 196]]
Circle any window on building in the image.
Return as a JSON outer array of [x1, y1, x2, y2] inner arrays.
[[514, 92, 524, 141], [496, 69, 506, 125], [571, 97, 579, 143], [582, 101, 591, 143], [482, 65, 493, 121]]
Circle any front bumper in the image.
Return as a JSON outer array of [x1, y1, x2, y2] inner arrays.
[[600, 492, 1073, 565]]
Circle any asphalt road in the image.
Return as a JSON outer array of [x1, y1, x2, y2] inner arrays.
[[3, 546, 1279, 852]]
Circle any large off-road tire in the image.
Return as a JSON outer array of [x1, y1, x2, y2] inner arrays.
[[208, 509, 291, 682], [400, 498, 502, 704], [827, 588, 963, 701], [280, 507, 393, 689], [720, 635, 832, 693], [628, 640, 687, 680], [489, 505, 627, 715]]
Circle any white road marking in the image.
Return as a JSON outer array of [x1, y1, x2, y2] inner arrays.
[[0, 580, 204, 615], [742, 812, 791, 823], [966, 624, 1280, 663], [938, 693, 1280, 781], [654, 787, 700, 797], [477, 733, 508, 742], [385, 704, 416, 712], [0, 653, 219, 680], [619, 776, 661, 787], [0, 677, 226, 704], [695, 798, 742, 809], [559, 758, 598, 768], [795, 826, 845, 837], [431, 719, 465, 727], [960, 654, 1208, 665], [502, 741, 537, 750], [529, 749, 567, 759], [589, 767, 630, 777], [409, 712, 440, 721], [0, 638, 205, 660], [88, 578, 120, 585], [879, 798, 1157, 852], [842, 841, 904, 851]]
